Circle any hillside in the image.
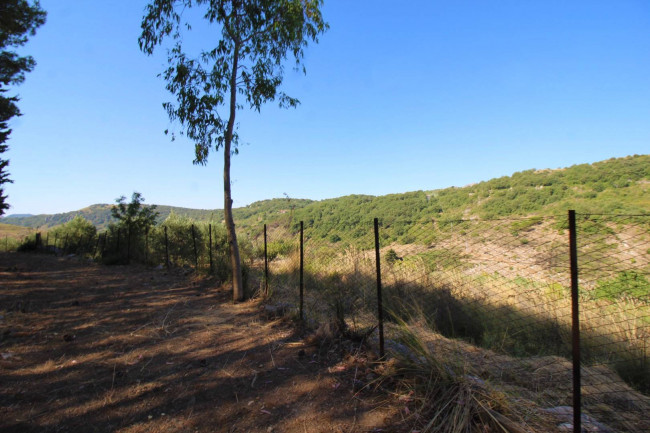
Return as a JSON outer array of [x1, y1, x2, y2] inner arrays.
[[281, 154, 650, 242], [0, 199, 314, 231], [2, 154, 648, 233]]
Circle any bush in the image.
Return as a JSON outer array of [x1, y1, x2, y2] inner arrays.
[[593, 271, 650, 301], [49, 216, 97, 254], [385, 249, 399, 265]]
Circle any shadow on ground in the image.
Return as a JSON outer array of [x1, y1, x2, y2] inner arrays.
[[0, 252, 399, 433]]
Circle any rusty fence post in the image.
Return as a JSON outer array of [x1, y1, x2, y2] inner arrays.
[[264, 224, 269, 295], [374, 218, 385, 358], [568, 210, 581, 433], [191, 224, 198, 269], [299, 221, 304, 322], [208, 224, 213, 273], [164, 226, 170, 269]]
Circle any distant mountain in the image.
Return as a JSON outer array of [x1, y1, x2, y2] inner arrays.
[[1, 199, 314, 231], [3, 214, 34, 218], [2, 155, 648, 233]]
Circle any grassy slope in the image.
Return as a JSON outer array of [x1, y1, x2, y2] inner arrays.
[[0, 222, 35, 240]]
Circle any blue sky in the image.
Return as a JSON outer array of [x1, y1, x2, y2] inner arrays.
[[4, 0, 650, 215]]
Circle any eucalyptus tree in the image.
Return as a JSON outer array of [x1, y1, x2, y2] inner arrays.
[[139, 0, 327, 301], [0, 0, 47, 215]]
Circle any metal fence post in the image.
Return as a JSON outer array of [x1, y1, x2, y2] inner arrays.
[[264, 224, 269, 295], [144, 227, 149, 264], [208, 224, 213, 272], [300, 221, 304, 322], [94, 233, 100, 257], [374, 217, 385, 359], [191, 224, 198, 268], [568, 210, 581, 433], [164, 226, 170, 269], [127, 226, 131, 264], [101, 233, 107, 257]]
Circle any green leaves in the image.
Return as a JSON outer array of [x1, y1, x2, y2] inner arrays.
[[0, 0, 47, 215], [139, 0, 327, 163], [111, 192, 159, 233]]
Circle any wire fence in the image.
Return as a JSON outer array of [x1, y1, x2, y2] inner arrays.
[[247, 212, 650, 433], [10, 211, 650, 432]]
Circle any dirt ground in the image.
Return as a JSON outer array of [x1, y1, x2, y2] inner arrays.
[[0, 253, 401, 433]]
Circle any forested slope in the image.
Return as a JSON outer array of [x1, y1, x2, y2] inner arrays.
[[3, 155, 648, 233]]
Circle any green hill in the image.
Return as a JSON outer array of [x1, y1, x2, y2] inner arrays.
[[0, 199, 314, 231], [2, 155, 648, 233], [281, 154, 650, 241]]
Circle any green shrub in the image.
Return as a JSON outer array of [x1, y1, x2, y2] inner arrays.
[[385, 249, 399, 265], [49, 216, 97, 254], [593, 271, 650, 301]]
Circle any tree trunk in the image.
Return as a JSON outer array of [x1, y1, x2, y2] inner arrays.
[[224, 40, 244, 302]]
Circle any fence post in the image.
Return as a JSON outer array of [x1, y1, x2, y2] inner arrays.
[[94, 233, 100, 257], [144, 227, 149, 264], [191, 224, 198, 268], [374, 217, 385, 359], [264, 224, 269, 295], [299, 221, 304, 322], [101, 233, 107, 257], [164, 226, 170, 269], [208, 224, 213, 272], [568, 210, 581, 433], [127, 226, 132, 264]]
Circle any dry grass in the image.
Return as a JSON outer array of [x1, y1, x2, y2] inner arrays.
[[261, 219, 650, 432]]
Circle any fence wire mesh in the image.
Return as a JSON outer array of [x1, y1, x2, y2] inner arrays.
[[376, 217, 576, 431], [575, 214, 650, 431], [256, 214, 650, 432], [16, 211, 650, 432]]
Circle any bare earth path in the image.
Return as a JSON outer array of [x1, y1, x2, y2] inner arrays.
[[0, 253, 398, 433]]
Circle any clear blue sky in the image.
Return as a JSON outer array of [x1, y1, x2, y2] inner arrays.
[[4, 0, 650, 215]]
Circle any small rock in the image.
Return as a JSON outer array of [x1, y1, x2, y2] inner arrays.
[[63, 334, 76, 342]]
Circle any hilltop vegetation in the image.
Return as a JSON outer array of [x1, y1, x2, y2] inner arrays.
[[2, 155, 649, 234], [283, 154, 650, 243], [1, 199, 313, 231]]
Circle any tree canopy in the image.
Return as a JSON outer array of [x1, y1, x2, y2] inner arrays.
[[0, 0, 46, 215], [139, 0, 327, 301], [111, 192, 159, 233]]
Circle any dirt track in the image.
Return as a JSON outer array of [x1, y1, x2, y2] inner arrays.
[[0, 253, 398, 433]]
